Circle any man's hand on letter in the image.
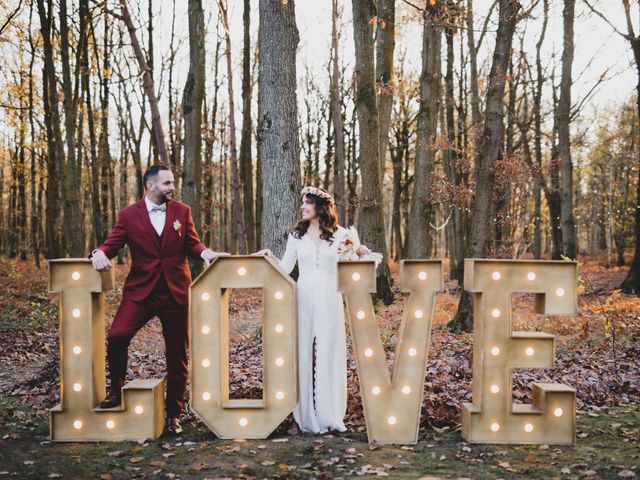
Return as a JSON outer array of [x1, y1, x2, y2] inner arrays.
[[201, 249, 231, 265], [91, 249, 112, 271]]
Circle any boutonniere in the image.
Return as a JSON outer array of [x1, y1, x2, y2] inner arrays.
[[173, 220, 183, 237]]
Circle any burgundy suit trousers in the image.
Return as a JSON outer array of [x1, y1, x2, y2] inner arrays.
[[106, 275, 188, 416]]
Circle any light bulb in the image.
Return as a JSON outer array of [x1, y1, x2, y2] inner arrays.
[[356, 310, 366, 320], [239, 417, 248, 427], [491, 346, 500, 356], [72, 309, 81, 318], [524, 423, 534, 432], [491, 308, 501, 318], [237, 267, 247, 276], [352, 272, 361, 281], [418, 271, 427, 280], [527, 272, 536, 281], [275, 357, 284, 366], [274, 291, 284, 300], [71, 271, 81, 280], [73, 383, 82, 392], [134, 405, 144, 415], [72, 345, 81, 355], [201, 359, 210, 367], [202, 392, 211, 401], [554, 408, 563, 417], [275, 391, 285, 400], [201, 325, 210, 334], [492, 271, 501, 280], [525, 347, 535, 356], [371, 386, 381, 395], [364, 348, 373, 357], [73, 420, 82, 430], [106, 420, 115, 429], [275, 324, 284, 333], [402, 386, 411, 395], [387, 416, 397, 425], [408, 347, 417, 357], [201, 292, 210, 301], [556, 287, 565, 297], [490, 422, 500, 432], [414, 310, 424, 319], [490, 384, 500, 394]]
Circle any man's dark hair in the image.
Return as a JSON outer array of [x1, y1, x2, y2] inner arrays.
[[143, 165, 170, 186]]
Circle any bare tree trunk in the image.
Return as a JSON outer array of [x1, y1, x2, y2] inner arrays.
[[256, 129, 263, 247], [239, 0, 256, 252], [408, 4, 441, 258], [17, 84, 28, 260], [117, 0, 169, 165], [27, 1, 40, 266], [98, 9, 111, 240], [323, 95, 333, 189], [59, 0, 83, 255], [182, 0, 205, 236], [203, 21, 222, 248], [619, 0, 640, 294], [219, 0, 247, 253], [376, 0, 395, 169], [37, 0, 63, 258], [82, 0, 102, 245], [258, 0, 301, 256], [558, 0, 577, 258], [449, 0, 520, 332], [443, 17, 464, 282], [533, 0, 549, 259], [351, 0, 394, 304], [331, 0, 347, 221], [147, 0, 158, 165], [168, 0, 180, 177], [466, 0, 481, 135]]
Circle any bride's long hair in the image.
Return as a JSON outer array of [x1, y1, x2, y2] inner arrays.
[[292, 192, 339, 243]]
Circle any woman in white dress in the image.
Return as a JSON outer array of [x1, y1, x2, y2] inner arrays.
[[255, 186, 369, 433]]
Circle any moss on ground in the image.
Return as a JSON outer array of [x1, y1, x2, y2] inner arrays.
[[0, 395, 637, 479]]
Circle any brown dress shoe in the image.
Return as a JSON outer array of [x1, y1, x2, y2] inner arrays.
[[99, 391, 121, 409], [165, 417, 183, 435]]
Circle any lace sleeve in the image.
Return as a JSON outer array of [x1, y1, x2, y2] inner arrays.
[[278, 233, 298, 275]]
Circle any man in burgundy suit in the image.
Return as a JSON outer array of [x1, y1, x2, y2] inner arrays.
[[90, 165, 229, 435]]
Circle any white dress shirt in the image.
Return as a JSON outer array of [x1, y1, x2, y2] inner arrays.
[[145, 196, 167, 236]]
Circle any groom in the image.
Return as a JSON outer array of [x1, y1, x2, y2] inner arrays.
[[90, 165, 229, 434]]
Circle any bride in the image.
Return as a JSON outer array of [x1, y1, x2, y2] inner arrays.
[[254, 186, 370, 433]]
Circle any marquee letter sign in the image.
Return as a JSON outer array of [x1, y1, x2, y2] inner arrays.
[[49, 260, 165, 441], [49, 257, 579, 444], [338, 260, 443, 444], [189, 256, 297, 439], [461, 259, 577, 444]]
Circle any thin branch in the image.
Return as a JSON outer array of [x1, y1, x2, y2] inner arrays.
[[399, 0, 423, 12], [475, 0, 498, 53], [582, 0, 630, 39], [0, 0, 23, 36]]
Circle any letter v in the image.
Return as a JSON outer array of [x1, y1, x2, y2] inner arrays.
[[338, 260, 443, 444]]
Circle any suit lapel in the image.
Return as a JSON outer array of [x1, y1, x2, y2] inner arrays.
[[136, 199, 162, 250]]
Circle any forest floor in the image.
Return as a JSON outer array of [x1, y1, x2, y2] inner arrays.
[[0, 253, 638, 479]]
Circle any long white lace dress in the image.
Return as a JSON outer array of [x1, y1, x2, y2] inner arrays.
[[277, 225, 348, 433]]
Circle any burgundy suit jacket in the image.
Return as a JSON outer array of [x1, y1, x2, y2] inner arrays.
[[95, 199, 207, 305]]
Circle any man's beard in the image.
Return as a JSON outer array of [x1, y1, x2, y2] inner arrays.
[[159, 191, 173, 203]]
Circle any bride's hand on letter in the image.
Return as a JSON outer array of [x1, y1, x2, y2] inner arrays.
[[253, 248, 275, 260]]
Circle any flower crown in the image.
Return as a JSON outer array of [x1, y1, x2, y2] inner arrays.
[[300, 186, 335, 205]]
